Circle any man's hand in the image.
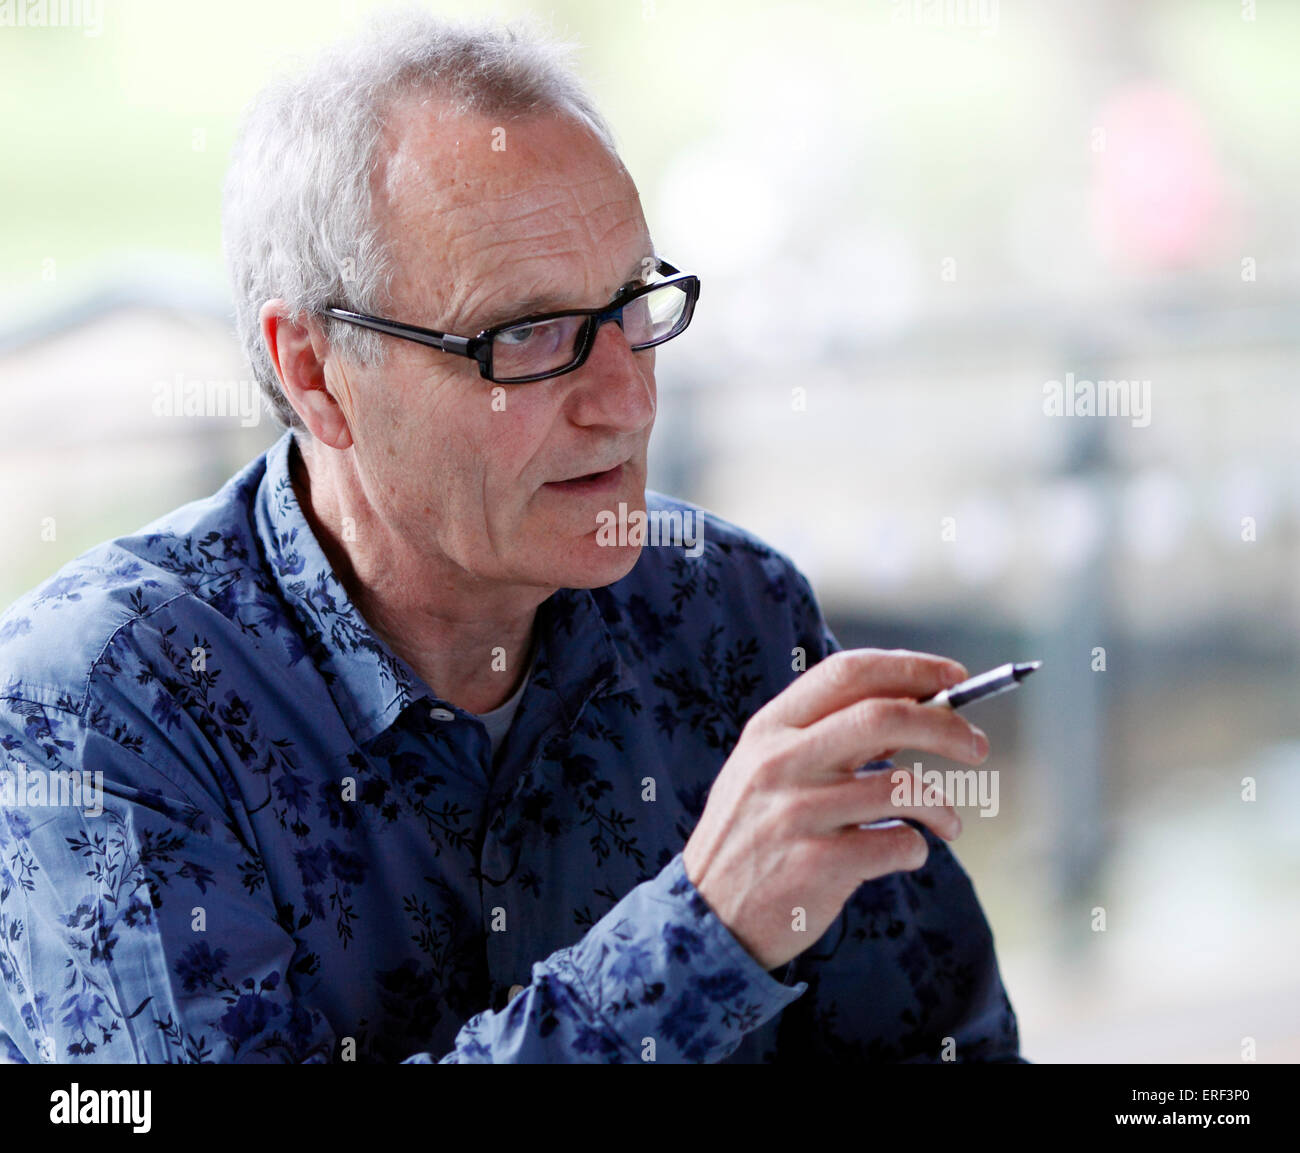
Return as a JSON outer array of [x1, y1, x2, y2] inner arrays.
[[681, 649, 990, 972]]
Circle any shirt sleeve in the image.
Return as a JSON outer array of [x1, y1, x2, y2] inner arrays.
[[765, 564, 1026, 1063], [419, 852, 807, 1063], [0, 692, 804, 1065]]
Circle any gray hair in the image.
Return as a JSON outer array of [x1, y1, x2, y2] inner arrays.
[[221, 8, 619, 431]]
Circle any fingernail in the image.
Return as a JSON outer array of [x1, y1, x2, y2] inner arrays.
[[971, 726, 989, 759]]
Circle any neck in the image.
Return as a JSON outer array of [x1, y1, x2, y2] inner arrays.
[[289, 435, 549, 714]]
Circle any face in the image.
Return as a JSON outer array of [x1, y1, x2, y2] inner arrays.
[[332, 98, 658, 592]]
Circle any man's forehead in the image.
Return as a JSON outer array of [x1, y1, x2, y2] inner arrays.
[[373, 98, 649, 323], [378, 99, 624, 199]]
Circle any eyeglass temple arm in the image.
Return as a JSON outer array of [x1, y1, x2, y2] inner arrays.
[[323, 260, 694, 348], [322, 308, 476, 358]]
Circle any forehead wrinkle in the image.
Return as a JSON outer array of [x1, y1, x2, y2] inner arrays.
[[392, 214, 649, 331], [376, 99, 629, 220], [394, 182, 630, 304], [443, 240, 651, 335], [378, 110, 649, 330], [438, 254, 593, 332], [447, 177, 644, 267], [424, 191, 650, 328], [461, 181, 637, 245], [405, 146, 627, 232]]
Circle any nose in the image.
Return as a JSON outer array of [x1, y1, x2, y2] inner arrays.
[[565, 315, 655, 431]]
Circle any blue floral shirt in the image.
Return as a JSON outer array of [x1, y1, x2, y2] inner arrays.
[[0, 430, 1021, 1063]]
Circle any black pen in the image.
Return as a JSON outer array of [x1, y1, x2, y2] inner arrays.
[[856, 659, 1042, 829], [919, 660, 1042, 711], [854, 659, 1042, 783]]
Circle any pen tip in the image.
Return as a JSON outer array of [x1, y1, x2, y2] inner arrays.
[[1015, 660, 1043, 677]]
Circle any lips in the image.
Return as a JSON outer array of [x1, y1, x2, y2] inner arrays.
[[563, 464, 619, 482], [545, 463, 626, 492]]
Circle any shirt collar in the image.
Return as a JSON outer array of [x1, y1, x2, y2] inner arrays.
[[253, 429, 638, 748]]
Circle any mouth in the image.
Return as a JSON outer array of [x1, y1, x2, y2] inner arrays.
[[544, 462, 627, 494]]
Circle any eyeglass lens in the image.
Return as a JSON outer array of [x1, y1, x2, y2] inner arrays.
[[490, 281, 690, 381]]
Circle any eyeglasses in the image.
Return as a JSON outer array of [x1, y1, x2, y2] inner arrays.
[[321, 258, 700, 384]]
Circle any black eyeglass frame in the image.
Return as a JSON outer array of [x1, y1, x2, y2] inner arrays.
[[321, 258, 700, 384]]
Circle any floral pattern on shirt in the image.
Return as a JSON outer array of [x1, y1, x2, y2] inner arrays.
[[0, 430, 1021, 1063]]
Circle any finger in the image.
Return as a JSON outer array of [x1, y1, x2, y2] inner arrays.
[[790, 773, 962, 840], [758, 649, 967, 731], [801, 696, 989, 775], [833, 821, 933, 879]]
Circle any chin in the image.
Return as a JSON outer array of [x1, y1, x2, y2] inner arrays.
[[559, 535, 644, 590], [546, 534, 643, 589]]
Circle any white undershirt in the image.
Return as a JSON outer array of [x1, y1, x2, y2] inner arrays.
[[472, 651, 534, 759]]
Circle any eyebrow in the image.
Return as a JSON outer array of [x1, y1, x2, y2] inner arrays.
[[472, 259, 654, 332]]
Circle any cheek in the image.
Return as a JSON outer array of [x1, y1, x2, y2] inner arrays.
[[479, 387, 560, 486], [359, 368, 481, 519]]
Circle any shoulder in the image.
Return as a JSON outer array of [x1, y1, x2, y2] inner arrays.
[[590, 492, 836, 747], [598, 490, 827, 649], [646, 488, 818, 603], [0, 452, 268, 712]]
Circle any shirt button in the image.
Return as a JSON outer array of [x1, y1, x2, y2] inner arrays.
[[429, 706, 455, 722], [507, 984, 526, 1003]]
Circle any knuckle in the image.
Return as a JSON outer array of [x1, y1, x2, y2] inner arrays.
[[798, 835, 835, 874], [749, 736, 795, 785], [861, 697, 905, 733], [750, 753, 782, 787], [893, 649, 933, 683], [867, 764, 905, 804], [822, 650, 860, 692], [782, 788, 823, 831], [780, 835, 827, 882], [896, 651, 926, 680]]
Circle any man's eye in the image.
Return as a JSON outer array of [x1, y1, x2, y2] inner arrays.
[[497, 324, 536, 346]]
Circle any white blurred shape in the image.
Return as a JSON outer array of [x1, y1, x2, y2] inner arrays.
[[1216, 464, 1274, 541], [1121, 469, 1189, 562], [1035, 480, 1104, 572], [657, 142, 786, 276], [947, 495, 1011, 584], [855, 509, 915, 591], [804, 224, 921, 341]]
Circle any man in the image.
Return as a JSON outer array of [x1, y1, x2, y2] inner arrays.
[[0, 12, 1020, 1063]]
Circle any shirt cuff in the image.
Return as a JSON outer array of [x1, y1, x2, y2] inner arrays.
[[552, 852, 808, 1063]]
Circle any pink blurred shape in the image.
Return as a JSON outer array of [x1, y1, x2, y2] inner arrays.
[[1091, 85, 1224, 270]]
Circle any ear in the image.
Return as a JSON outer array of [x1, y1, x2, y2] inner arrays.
[[259, 299, 356, 450]]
